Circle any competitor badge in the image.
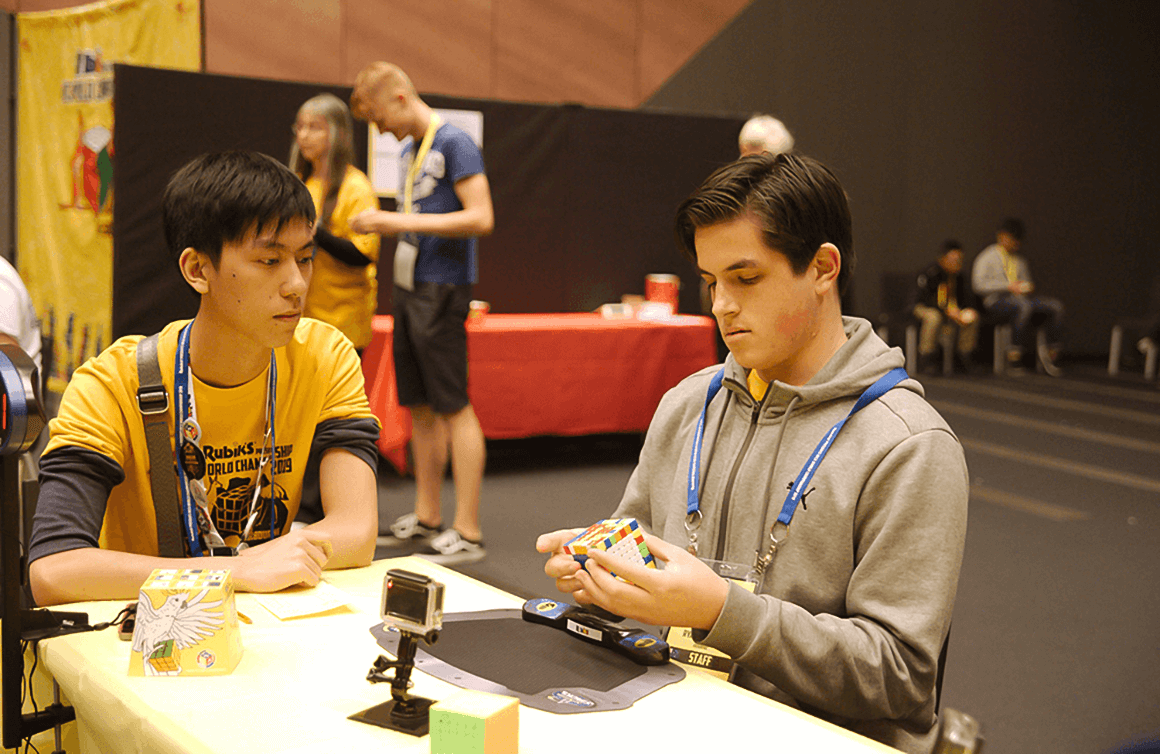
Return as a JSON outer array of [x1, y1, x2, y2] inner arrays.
[[181, 441, 206, 480], [181, 418, 202, 445]]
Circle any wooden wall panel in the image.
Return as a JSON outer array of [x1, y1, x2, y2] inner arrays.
[[9, 0, 751, 105], [343, 0, 492, 98], [204, 0, 343, 85], [493, 0, 638, 108], [639, 0, 751, 100]]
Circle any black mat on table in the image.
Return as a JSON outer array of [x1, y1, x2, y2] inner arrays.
[[371, 609, 684, 714]]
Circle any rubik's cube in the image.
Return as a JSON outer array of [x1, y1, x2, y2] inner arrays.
[[563, 518, 656, 580], [147, 640, 180, 674]]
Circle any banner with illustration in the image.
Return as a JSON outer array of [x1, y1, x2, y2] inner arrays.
[[16, 0, 200, 391]]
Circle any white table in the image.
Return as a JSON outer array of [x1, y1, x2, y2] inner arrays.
[[34, 557, 895, 753]]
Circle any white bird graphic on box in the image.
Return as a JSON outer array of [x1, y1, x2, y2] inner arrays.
[[132, 589, 224, 676]]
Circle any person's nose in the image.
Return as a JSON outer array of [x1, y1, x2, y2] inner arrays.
[[711, 284, 738, 320], [281, 259, 309, 305]]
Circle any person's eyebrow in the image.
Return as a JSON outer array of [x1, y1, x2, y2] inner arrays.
[[255, 235, 313, 253], [700, 258, 761, 275]]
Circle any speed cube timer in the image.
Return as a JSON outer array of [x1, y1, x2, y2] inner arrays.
[[563, 518, 656, 576]]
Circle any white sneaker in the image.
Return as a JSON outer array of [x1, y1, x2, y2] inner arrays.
[[416, 529, 486, 565], [1036, 342, 1063, 377], [376, 513, 442, 548]]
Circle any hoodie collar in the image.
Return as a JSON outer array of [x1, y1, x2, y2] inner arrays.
[[721, 317, 919, 412]]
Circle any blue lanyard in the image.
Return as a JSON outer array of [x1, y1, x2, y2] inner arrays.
[[174, 323, 277, 556], [686, 366, 909, 530]]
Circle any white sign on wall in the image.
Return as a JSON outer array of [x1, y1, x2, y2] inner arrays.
[[367, 108, 484, 198]]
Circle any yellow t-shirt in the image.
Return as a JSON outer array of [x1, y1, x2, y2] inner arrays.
[[747, 369, 769, 402], [44, 318, 377, 555], [303, 166, 381, 348]]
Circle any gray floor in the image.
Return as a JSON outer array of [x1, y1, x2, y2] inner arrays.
[[373, 366, 1160, 754]]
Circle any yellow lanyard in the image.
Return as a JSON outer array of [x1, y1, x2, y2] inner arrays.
[[938, 277, 957, 310], [997, 248, 1017, 284], [402, 113, 441, 214]]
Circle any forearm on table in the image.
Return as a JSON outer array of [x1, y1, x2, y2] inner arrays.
[[29, 548, 246, 606], [705, 586, 938, 720]]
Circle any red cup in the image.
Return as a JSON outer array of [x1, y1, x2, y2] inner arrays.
[[645, 274, 680, 315]]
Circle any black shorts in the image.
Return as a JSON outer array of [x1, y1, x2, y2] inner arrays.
[[393, 282, 472, 414]]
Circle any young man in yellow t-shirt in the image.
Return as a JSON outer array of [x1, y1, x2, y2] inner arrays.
[[29, 152, 380, 606]]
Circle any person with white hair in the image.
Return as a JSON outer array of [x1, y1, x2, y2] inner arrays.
[[0, 255, 41, 373], [738, 114, 795, 156]]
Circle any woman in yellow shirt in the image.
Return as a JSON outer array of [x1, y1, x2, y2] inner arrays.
[[290, 93, 381, 350]]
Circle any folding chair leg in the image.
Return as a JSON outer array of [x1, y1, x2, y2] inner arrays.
[[993, 325, 1010, 375], [905, 324, 917, 376], [1108, 325, 1123, 377], [941, 329, 954, 376]]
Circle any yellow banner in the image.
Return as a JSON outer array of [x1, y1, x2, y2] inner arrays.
[[16, 0, 200, 392]]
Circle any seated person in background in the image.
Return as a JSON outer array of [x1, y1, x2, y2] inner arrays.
[[538, 153, 968, 754], [738, 113, 795, 157], [28, 151, 380, 606], [913, 239, 978, 373], [971, 217, 1064, 375]]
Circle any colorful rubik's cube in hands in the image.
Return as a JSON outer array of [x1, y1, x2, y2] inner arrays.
[[563, 518, 656, 581]]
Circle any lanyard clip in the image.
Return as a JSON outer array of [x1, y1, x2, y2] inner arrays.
[[755, 522, 789, 574], [684, 510, 703, 555]]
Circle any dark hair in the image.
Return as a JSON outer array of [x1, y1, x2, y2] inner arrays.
[[675, 152, 855, 295], [163, 151, 316, 267], [941, 238, 962, 254], [998, 217, 1025, 241]]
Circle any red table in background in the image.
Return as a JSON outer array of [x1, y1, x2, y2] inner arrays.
[[360, 313, 719, 473]]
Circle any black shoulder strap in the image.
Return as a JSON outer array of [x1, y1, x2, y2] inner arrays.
[[135, 333, 185, 557]]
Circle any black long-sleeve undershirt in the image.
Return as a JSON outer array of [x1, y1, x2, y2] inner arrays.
[[314, 226, 372, 267]]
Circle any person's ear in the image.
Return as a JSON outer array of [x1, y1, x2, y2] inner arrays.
[[178, 247, 211, 295], [812, 243, 841, 294]]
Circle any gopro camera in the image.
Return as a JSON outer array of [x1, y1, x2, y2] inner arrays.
[[0, 344, 45, 456], [381, 569, 443, 643]]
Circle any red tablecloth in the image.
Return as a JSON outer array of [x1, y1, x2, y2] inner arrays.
[[361, 313, 718, 473]]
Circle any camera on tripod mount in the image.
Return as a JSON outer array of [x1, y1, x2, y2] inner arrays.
[[381, 569, 443, 644]]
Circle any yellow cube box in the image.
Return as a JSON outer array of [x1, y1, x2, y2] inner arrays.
[[128, 568, 242, 677], [429, 690, 519, 754]]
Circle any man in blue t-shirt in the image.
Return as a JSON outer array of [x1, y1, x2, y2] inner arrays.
[[351, 62, 494, 563]]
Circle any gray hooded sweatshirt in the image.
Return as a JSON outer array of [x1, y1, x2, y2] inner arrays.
[[613, 317, 968, 753]]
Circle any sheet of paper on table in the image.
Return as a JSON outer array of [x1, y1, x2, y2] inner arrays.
[[253, 580, 353, 620]]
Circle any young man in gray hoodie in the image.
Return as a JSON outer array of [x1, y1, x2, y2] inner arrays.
[[538, 153, 968, 753]]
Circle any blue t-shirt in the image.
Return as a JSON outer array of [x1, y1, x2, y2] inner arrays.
[[398, 123, 486, 285]]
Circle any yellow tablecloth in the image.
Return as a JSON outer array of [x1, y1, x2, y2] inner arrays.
[[33, 557, 894, 753]]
